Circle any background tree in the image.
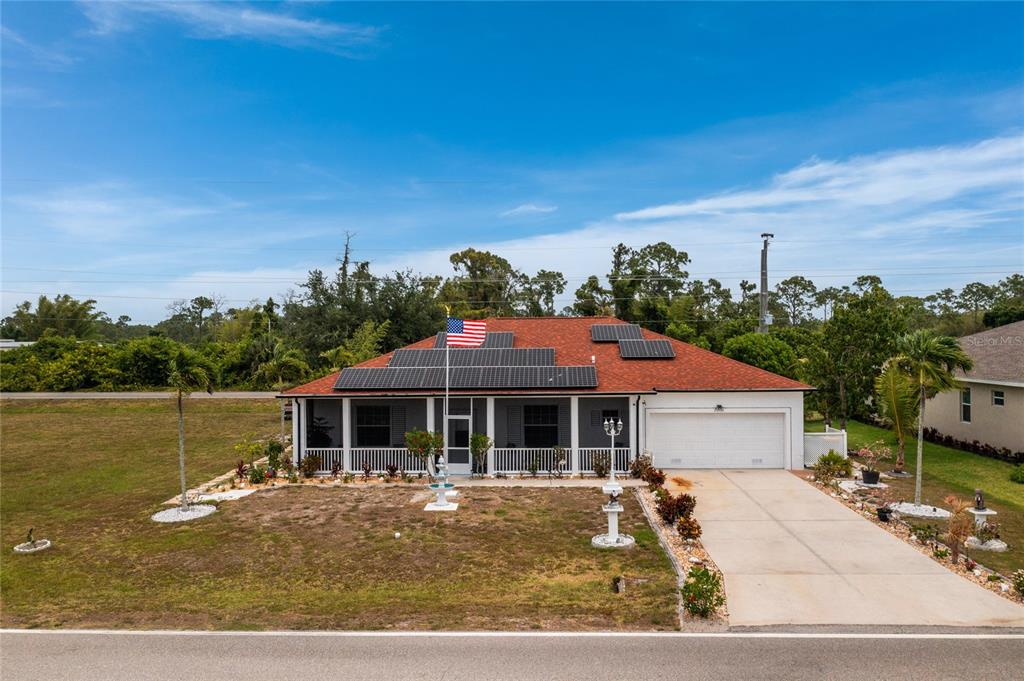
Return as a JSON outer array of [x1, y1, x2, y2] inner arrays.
[[722, 333, 798, 378], [256, 340, 310, 439], [169, 349, 215, 511], [320, 320, 391, 370], [1, 294, 103, 340], [520, 270, 567, 316], [893, 330, 973, 506], [569, 275, 613, 316], [775, 276, 818, 325]]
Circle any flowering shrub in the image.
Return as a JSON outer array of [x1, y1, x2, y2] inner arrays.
[[299, 454, 321, 478], [1012, 570, 1024, 600], [681, 567, 724, 618], [976, 521, 1001, 543]]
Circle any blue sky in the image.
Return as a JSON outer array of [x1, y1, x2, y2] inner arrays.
[[2, 1, 1022, 322]]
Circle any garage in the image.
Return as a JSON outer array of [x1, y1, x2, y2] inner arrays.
[[646, 411, 787, 469]]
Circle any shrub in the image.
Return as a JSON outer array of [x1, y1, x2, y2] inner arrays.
[[654, 489, 696, 525], [676, 493, 696, 519], [1012, 570, 1024, 600], [643, 468, 666, 488], [933, 546, 950, 559], [681, 567, 725, 618], [1011, 465, 1024, 484], [944, 495, 973, 564], [630, 454, 653, 479], [265, 440, 284, 470], [527, 455, 539, 478], [470, 432, 493, 476], [235, 459, 248, 481], [288, 470, 299, 484], [911, 523, 940, 544], [299, 454, 321, 478], [591, 451, 611, 478], [247, 465, 267, 485], [812, 450, 852, 482], [342, 472, 355, 484], [677, 516, 702, 541], [976, 521, 1001, 543], [331, 462, 341, 479], [921, 427, 1023, 465], [385, 463, 399, 479]]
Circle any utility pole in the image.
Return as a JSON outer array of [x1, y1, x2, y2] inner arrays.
[[758, 233, 774, 333]]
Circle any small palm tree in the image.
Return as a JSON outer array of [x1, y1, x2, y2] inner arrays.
[[169, 349, 214, 511], [256, 340, 309, 439], [893, 330, 973, 505], [874, 359, 918, 474]]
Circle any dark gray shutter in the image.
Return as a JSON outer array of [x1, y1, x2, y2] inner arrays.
[[390, 405, 407, 447], [506, 405, 522, 448], [558, 401, 569, 446], [590, 410, 602, 427]]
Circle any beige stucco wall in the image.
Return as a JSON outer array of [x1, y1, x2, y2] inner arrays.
[[923, 382, 1024, 452]]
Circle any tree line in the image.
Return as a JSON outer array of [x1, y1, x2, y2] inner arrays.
[[1, 238, 1021, 428]]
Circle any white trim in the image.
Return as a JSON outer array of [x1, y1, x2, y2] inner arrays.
[[569, 396, 580, 475], [3, 629, 1020, 640], [485, 397, 495, 473], [341, 397, 352, 472], [290, 398, 299, 466], [959, 377, 1024, 388]]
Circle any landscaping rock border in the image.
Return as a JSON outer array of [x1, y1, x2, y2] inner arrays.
[[635, 487, 728, 630]]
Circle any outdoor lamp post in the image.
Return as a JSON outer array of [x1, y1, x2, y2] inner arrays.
[[592, 417, 634, 548]]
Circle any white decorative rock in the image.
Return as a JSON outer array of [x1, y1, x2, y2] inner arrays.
[[889, 502, 951, 519], [965, 537, 1008, 552], [1001, 584, 1011, 593], [13, 539, 52, 554], [151, 505, 216, 523]]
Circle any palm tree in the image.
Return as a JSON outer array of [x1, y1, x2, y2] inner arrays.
[[874, 360, 918, 474], [893, 330, 973, 505], [256, 340, 309, 439], [169, 349, 214, 511]]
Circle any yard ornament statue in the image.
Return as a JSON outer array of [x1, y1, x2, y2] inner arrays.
[[592, 418, 635, 549]]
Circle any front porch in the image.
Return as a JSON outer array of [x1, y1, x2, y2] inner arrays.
[[292, 395, 637, 476]]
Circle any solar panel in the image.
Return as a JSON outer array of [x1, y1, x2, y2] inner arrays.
[[618, 339, 676, 359], [389, 348, 555, 368], [334, 365, 598, 390], [591, 323, 644, 342], [433, 331, 514, 348]]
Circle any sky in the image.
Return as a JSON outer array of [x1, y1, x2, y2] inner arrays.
[[2, 1, 1023, 323]]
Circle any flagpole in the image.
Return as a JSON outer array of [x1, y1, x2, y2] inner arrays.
[[443, 308, 450, 474]]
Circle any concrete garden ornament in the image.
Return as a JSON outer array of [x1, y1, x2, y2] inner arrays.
[[592, 418, 635, 549], [13, 528, 51, 554], [424, 456, 458, 512]]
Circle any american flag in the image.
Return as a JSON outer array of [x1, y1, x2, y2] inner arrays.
[[446, 317, 486, 347]]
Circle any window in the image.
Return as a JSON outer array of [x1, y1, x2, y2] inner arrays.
[[992, 390, 1005, 407], [523, 404, 559, 447], [960, 388, 971, 423], [356, 405, 390, 446]]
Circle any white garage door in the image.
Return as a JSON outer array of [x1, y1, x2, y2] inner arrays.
[[647, 412, 786, 469]]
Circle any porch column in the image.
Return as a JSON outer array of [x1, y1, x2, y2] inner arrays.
[[291, 398, 301, 466], [486, 397, 496, 474], [570, 396, 580, 476], [426, 396, 435, 432], [342, 397, 352, 472], [629, 396, 639, 461], [297, 398, 307, 466]]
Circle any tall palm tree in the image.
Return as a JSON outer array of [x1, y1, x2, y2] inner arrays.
[[256, 340, 309, 439], [874, 359, 918, 474], [893, 330, 973, 505], [169, 349, 214, 511]]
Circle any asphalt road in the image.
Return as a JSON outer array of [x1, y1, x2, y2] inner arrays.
[[2, 631, 1023, 681], [0, 391, 278, 399]]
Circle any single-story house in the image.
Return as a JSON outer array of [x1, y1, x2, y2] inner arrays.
[[922, 320, 1023, 452], [281, 317, 815, 475]]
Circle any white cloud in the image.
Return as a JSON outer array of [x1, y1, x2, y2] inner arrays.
[[10, 182, 225, 240], [78, 1, 382, 54], [1, 26, 77, 70], [499, 203, 558, 218]]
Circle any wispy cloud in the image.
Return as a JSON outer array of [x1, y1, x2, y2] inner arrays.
[[78, 1, 383, 55], [10, 182, 227, 240], [1, 26, 77, 70], [499, 203, 558, 218]]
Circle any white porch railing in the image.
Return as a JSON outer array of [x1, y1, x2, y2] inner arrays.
[[350, 448, 425, 474], [803, 427, 848, 467], [493, 448, 568, 475], [302, 448, 427, 474], [304, 448, 344, 474], [578, 447, 631, 474], [491, 447, 632, 475]]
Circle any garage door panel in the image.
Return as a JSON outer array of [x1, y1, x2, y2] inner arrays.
[[647, 412, 785, 469]]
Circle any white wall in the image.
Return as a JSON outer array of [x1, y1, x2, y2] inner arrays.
[[639, 391, 805, 470]]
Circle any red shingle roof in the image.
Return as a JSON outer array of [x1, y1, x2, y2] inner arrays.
[[283, 317, 811, 396]]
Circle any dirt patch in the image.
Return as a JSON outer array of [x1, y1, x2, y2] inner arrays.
[[670, 476, 693, 490]]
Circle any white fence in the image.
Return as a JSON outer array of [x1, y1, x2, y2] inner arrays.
[[493, 448, 568, 475], [304, 448, 344, 474], [578, 447, 631, 474], [303, 447, 633, 475], [303, 448, 427, 474], [803, 426, 848, 467]]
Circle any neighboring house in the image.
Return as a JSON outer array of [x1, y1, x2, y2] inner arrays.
[[281, 317, 812, 475], [923, 321, 1024, 452]]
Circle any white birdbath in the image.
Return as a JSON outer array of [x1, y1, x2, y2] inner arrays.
[[592, 418, 634, 549], [425, 456, 458, 512]]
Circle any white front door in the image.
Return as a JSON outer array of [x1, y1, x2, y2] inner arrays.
[[647, 411, 786, 469], [445, 415, 472, 475]]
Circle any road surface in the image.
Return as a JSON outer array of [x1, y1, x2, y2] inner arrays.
[[0, 391, 278, 400], [2, 630, 1022, 680]]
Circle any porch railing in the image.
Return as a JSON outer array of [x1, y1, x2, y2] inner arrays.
[[578, 447, 631, 474], [302, 448, 426, 474]]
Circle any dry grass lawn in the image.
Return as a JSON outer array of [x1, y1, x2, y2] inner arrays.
[[0, 399, 678, 630]]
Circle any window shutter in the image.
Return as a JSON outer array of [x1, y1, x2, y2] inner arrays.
[[590, 410, 602, 427], [507, 405, 522, 447], [390, 405, 406, 446], [558, 402, 569, 445]]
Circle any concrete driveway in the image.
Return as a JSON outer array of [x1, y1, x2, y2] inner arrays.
[[664, 470, 1024, 627]]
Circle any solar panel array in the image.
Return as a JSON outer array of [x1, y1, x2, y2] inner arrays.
[[334, 366, 598, 390], [433, 331, 514, 348], [590, 323, 644, 342], [618, 339, 676, 359], [389, 348, 554, 368]]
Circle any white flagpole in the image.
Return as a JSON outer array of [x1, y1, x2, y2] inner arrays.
[[443, 319, 450, 471]]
